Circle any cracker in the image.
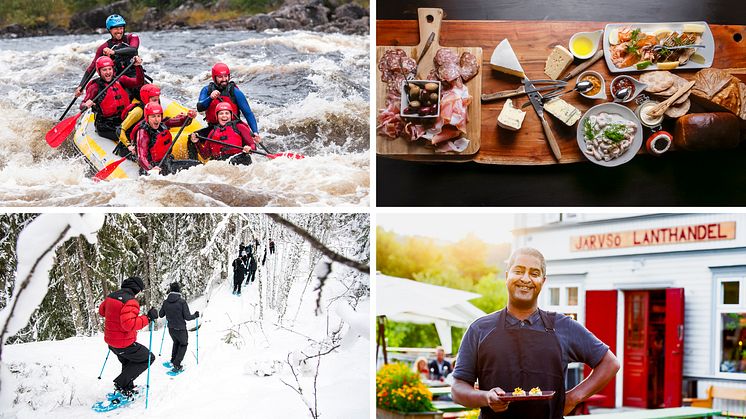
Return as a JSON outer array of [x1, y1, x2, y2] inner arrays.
[[658, 75, 687, 96], [656, 74, 688, 96], [664, 98, 691, 118], [641, 71, 675, 93]]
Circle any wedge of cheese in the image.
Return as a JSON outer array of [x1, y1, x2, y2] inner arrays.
[[543, 98, 581, 126], [544, 45, 573, 80], [497, 99, 526, 130], [490, 39, 526, 79]]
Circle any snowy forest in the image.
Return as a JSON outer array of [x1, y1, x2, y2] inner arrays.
[[0, 212, 370, 418]]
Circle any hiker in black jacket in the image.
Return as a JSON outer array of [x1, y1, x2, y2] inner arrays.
[[158, 283, 198, 373], [232, 254, 247, 296], [245, 252, 258, 285]]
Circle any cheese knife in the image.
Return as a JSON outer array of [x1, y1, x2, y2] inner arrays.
[[524, 77, 562, 161]]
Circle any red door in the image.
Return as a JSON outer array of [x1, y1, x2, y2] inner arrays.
[[585, 290, 618, 408], [623, 291, 649, 407], [664, 288, 685, 407]]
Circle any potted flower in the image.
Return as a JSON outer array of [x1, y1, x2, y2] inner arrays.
[[376, 363, 443, 419]]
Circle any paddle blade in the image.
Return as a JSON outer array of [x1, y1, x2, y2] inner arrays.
[[267, 152, 305, 160], [46, 112, 81, 148], [93, 157, 127, 182]]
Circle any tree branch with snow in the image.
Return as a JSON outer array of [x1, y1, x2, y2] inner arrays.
[[265, 214, 369, 274], [0, 214, 105, 371]]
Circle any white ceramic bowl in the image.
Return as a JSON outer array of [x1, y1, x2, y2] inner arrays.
[[576, 70, 607, 100], [400, 80, 441, 118], [576, 102, 643, 167], [610, 75, 647, 103], [569, 30, 603, 60]]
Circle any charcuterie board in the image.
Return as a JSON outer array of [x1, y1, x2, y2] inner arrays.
[[376, 19, 746, 165], [376, 8, 482, 159]]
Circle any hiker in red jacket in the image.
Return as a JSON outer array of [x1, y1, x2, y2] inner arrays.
[[98, 276, 158, 400]]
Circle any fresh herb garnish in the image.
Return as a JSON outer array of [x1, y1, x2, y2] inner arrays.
[[626, 29, 642, 56], [604, 124, 627, 142], [584, 118, 597, 139]]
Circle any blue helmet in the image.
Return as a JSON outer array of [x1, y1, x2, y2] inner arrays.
[[105, 14, 126, 31]]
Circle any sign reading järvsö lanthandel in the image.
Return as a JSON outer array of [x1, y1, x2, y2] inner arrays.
[[570, 221, 736, 251]]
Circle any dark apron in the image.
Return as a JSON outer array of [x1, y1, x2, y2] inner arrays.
[[476, 308, 566, 419]]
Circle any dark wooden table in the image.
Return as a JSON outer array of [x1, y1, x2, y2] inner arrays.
[[376, 0, 746, 206]]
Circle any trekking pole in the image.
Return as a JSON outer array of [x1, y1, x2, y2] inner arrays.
[[97, 348, 111, 379], [146, 321, 153, 409], [158, 320, 168, 356], [196, 317, 199, 365]]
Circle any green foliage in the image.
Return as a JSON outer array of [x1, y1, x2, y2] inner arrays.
[[228, 0, 284, 14], [471, 274, 507, 314], [383, 321, 440, 349], [377, 227, 510, 352]]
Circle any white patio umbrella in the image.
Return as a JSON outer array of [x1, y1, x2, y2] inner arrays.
[[376, 273, 486, 359]]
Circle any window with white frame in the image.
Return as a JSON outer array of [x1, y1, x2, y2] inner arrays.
[[715, 273, 746, 376], [544, 283, 582, 322]]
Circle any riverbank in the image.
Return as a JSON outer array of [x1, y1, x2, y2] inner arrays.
[[0, 0, 369, 39]]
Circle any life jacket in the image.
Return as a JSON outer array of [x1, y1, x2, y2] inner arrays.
[[205, 81, 239, 125], [138, 120, 173, 164], [203, 120, 247, 158], [94, 78, 130, 119], [107, 34, 137, 77], [122, 101, 145, 141]]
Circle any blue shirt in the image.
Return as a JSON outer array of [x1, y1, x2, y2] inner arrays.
[[197, 85, 259, 134], [453, 309, 609, 385]]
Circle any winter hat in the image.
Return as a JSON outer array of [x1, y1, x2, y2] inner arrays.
[[169, 282, 181, 293], [122, 276, 145, 294]]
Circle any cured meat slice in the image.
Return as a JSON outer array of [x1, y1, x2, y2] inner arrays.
[[378, 49, 416, 82], [434, 48, 460, 82], [459, 52, 480, 82]]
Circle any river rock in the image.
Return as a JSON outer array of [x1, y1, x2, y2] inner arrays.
[[333, 3, 368, 20], [70, 0, 134, 31]]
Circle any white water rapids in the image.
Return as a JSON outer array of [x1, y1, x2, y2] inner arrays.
[[0, 29, 369, 206]]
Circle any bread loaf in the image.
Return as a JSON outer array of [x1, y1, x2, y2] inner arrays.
[[673, 112, 741, 151], [691, 68, 746, 119]]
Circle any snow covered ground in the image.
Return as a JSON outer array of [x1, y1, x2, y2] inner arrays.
[[1, 279, 370, 418]]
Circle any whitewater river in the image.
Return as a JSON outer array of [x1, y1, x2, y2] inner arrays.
[[0, 29, 369, 207]]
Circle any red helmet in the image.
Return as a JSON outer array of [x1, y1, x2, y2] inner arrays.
[[144, 102, 163, 117], [214, 101, 234, 120], [96, 56, 115, 72], [140, 84, 161, 104], [211, 63, 230, 82]]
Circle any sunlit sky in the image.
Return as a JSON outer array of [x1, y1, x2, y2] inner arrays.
[[377, 213, 516, 245]]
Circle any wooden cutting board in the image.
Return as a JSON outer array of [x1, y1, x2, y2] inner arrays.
[[376, 8, 482, 159], [377, 19, 746, 165]]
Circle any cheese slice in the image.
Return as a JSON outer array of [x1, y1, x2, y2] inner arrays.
[[544, 45, 573, 80], [497, 99, 526, 131], [543, 98, 581, 126], [490, 39, 526, 79]]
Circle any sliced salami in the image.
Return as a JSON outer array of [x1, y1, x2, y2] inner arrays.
[[459, 52, 480, 82], [434, 49, 460, 82]]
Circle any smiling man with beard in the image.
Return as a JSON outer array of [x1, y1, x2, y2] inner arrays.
[[451, 247, 620, 418]]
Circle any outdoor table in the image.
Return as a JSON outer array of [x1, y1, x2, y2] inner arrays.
[[432, 400, 471, 413], [429, 386, 452, 397], [570, 406, 721, 418]]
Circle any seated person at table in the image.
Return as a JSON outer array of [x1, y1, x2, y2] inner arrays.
[[413, 356, 430, 381], [428, 346, 452, 381]]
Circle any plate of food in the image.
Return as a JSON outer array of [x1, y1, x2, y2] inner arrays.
[[497, 387, 556, 402], [577, 103, 643, 167], [602, 22, 714, 73]]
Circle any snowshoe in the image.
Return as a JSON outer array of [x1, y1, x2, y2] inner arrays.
[[162, 361, 173, 368], [92, 389, 141, 412], [167, 365, 185, 376]]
